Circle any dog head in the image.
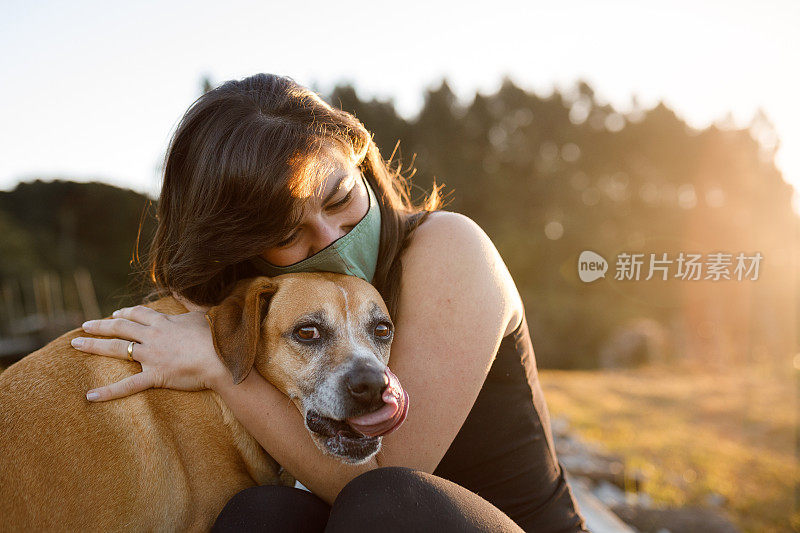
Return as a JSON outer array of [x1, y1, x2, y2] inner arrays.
[[205, 273, 405, 464]]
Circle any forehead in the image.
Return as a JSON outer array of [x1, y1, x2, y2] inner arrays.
[[288, 139, 360, 201], [267, 275, 389, 329]]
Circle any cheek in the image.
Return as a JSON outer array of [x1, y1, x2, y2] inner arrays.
[[348, 188, 370, 224], [258, 351, 307, 397], [262, 246, 305, 266]]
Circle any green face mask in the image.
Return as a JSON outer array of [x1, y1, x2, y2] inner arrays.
[[250, 174, 382, 283]]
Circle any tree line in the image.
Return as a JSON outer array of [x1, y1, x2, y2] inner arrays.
[[1, 76, 795, 369]]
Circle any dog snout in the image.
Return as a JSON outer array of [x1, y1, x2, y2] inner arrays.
[[344, 362, 388, 408]]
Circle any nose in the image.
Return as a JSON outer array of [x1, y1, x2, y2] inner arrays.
[[345, 362, 389, 408]]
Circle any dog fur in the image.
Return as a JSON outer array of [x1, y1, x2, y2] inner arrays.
[[0, 273, 394, 531]]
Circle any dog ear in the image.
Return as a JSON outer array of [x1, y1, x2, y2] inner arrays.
[[205, 277, 278, 385]]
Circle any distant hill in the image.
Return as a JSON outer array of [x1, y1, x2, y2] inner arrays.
[[0, 180, 156, 314]]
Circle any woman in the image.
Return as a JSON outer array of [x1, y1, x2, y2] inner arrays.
[[73, 73, 588, 532]]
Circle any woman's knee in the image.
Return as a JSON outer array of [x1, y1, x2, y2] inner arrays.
[[334, 466, 441, 510], [328, 466, 523, 532], [340, 465, 420, 495], [211, 484, 330, 533]]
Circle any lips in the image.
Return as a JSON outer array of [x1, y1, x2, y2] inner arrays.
[[346, 367, 409, 437], [305, 410, 380, 463], [306, 411, 365, 439]]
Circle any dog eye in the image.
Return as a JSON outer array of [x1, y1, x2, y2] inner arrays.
[[295, 326, 321, 341], [374, 323, 392, 338]]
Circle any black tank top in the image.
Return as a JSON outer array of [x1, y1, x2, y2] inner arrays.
[[432, 310, 589, 532]]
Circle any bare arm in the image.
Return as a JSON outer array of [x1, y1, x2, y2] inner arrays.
[[209, 368, 378, 504], [373, 211, 522, 472]]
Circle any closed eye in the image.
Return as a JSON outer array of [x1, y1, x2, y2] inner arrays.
[[276, 231, 298, 247], [275, 187, 355, 247], [327, 188, 353, 210]]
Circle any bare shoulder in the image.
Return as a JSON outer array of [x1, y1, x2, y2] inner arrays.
[[404, 210, 493, 264], [377, 210, 524, 471], [399, 210, 523, 336], [408, 210, 481, 247]]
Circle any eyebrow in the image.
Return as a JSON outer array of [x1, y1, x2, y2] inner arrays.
[[322, 173, 350, 205], [321, 173, 353, 205]]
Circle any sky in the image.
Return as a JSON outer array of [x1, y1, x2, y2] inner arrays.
[[1, 0, 798, 212]]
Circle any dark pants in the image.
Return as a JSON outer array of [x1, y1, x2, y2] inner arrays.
[[211, 466, 525, 532]]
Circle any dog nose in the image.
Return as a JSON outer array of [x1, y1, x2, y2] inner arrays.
[[345, 363, 389, 407]]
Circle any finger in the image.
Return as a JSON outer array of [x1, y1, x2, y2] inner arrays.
[[111, 305, 164, 326], [71, 336, 147, 361], [81, 317, 147, 342], [86, 371, 157, 402]]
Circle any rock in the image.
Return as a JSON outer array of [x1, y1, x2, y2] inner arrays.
[[599, 317, 670, 368], [566, 472, 638, 533], [551, 415, 571, 437], [610, 503, 741, 533], [560, 454, 643, 492], [704, 492, 727, 507], [626, 491, 654, 509], [593, 480, 628, 507]]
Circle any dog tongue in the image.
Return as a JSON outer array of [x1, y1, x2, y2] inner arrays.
[[346, 367, 409, 437]]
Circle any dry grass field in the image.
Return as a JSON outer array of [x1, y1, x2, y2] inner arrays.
[[539, 359, 798, 533]]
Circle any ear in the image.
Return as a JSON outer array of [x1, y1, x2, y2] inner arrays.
[[205, 277, 278, 385]]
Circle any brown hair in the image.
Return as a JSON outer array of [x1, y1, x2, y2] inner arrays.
[[137, 73, 443, 319]]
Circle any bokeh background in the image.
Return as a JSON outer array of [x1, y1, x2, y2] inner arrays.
[[1, 1, 798, 531]]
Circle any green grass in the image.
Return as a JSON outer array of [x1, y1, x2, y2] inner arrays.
[[539, 360, 798, 533]]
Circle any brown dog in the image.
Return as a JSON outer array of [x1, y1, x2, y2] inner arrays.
[[0, 273, 401, 531]]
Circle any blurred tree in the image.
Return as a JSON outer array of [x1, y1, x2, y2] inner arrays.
[[325, 76, 798, 369], [0, 212, 40, 279], [3, 76, 796, 369], [200, 74, 215, 95]]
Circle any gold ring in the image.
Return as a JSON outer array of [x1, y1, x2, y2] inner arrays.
[[127, 341, 136, 362]]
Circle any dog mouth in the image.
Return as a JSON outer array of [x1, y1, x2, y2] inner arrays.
[[305, 411, 381, 463], [303, 367, 409, 464]]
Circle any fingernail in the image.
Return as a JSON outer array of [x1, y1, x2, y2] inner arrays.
[[82, 321, 93, 329], [112, 310, 120, 317], [71, 338, 84, 348], [86, 391, 100, 401]]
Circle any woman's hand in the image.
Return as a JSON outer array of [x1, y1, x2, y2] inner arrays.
[[73, 299, 230, 402]]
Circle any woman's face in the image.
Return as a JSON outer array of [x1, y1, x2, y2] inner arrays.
[[259, 143, 369, 266]]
